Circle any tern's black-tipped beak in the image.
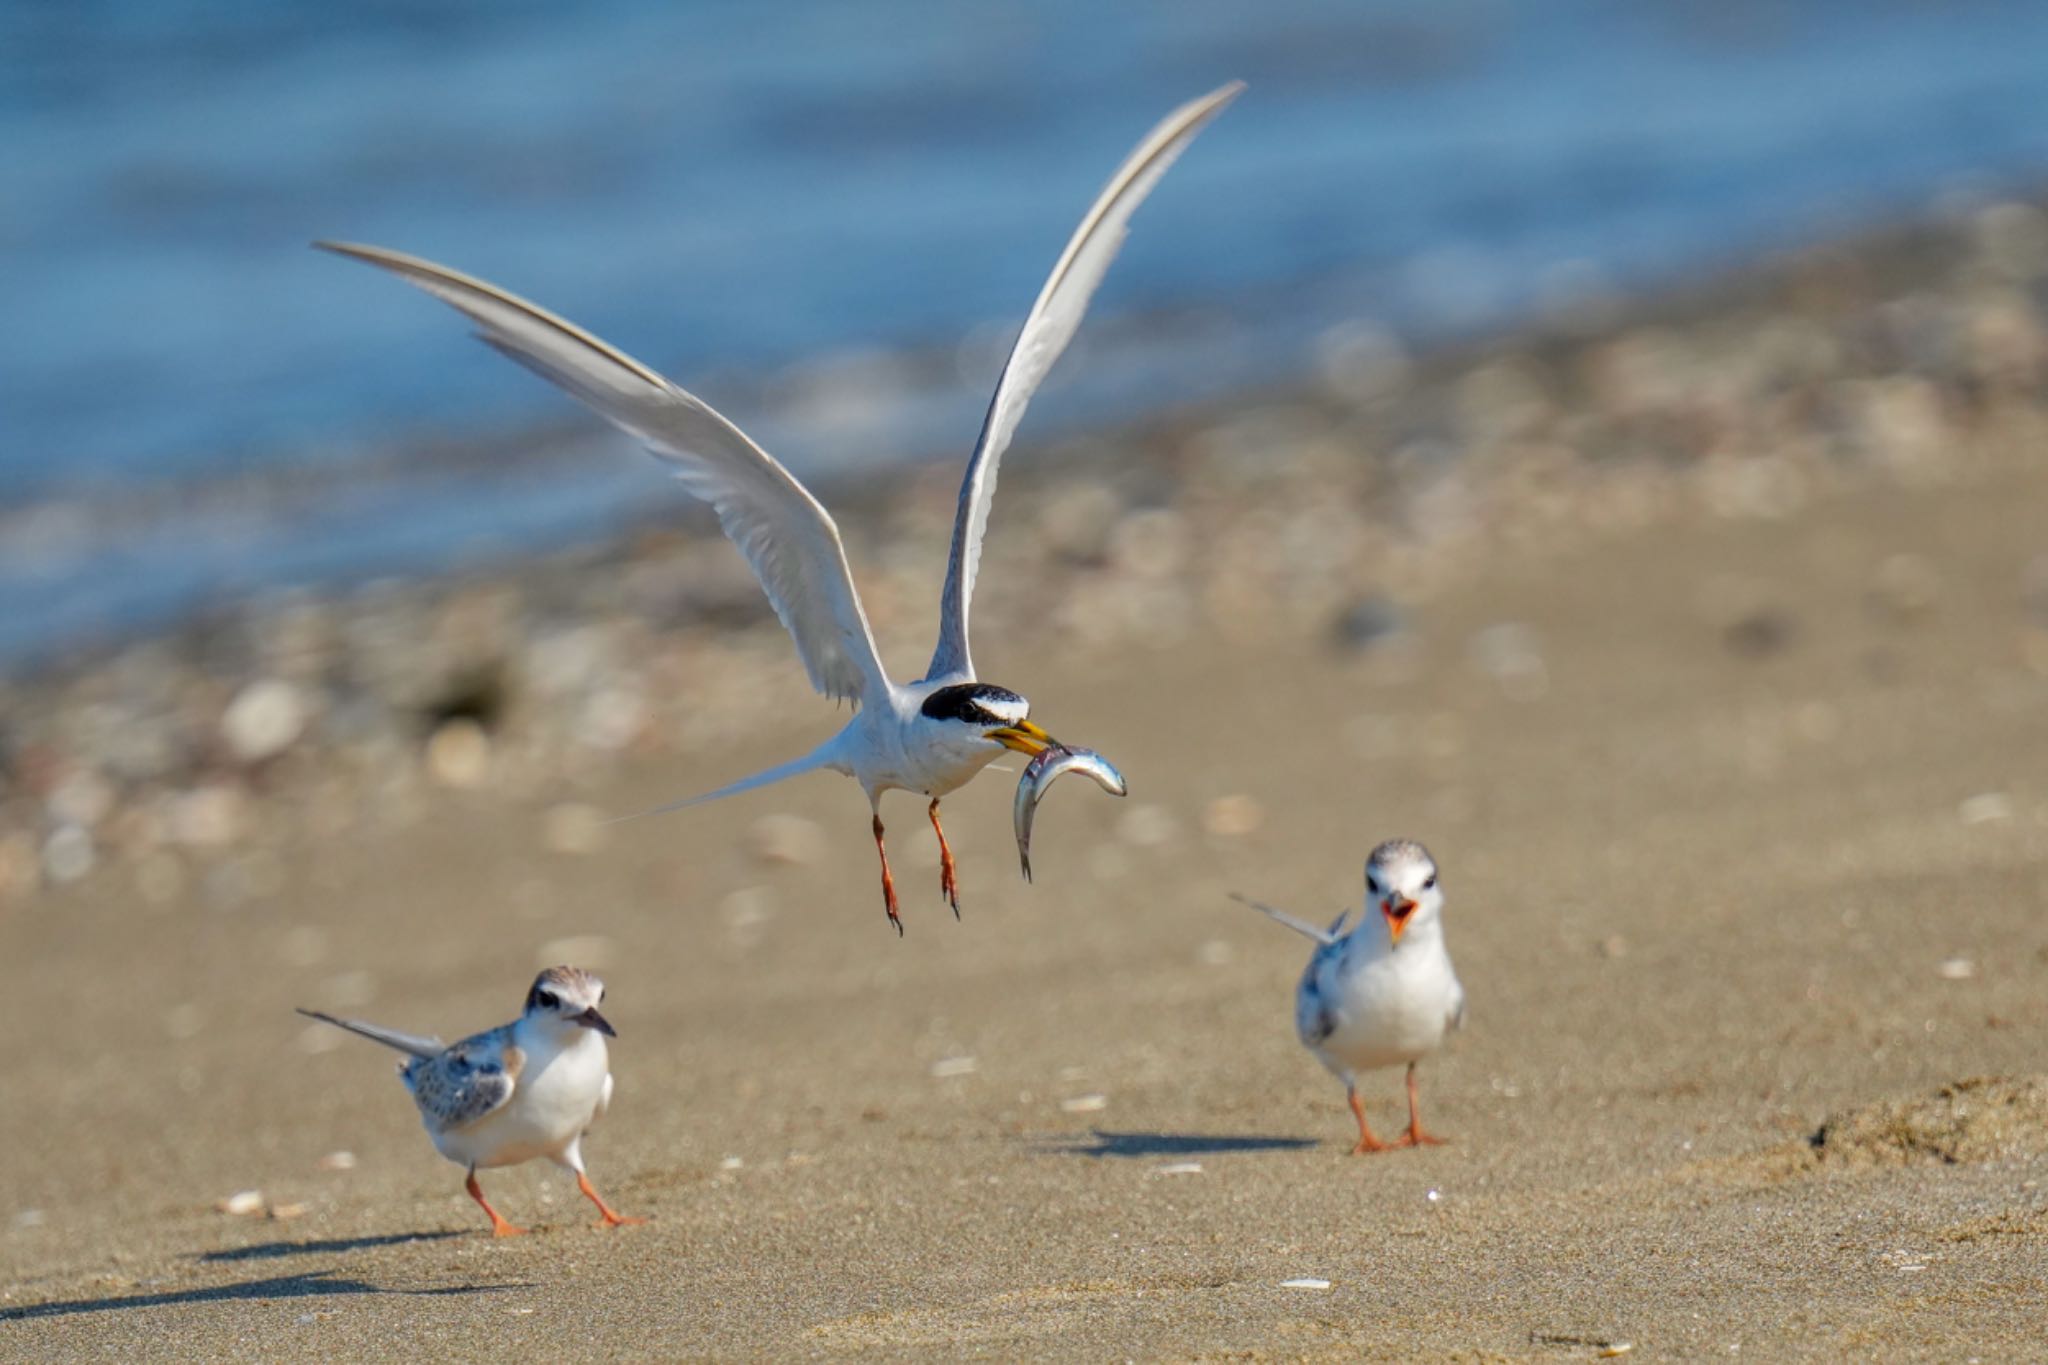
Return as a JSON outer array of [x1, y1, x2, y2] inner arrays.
[[988, 718, 1054, 756], [574, 1007, 617, 1037]]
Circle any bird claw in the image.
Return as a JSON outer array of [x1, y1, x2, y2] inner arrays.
[[1396, 1131, 1449, 1148]]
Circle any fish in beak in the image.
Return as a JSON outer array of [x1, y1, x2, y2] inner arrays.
[[573, 1007, 617, 1037], [988, 719, 1055, 756], [1381, 896, 1417, 944]]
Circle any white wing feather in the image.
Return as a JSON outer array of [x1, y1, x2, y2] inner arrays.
[[316, 241, 892, 707], [925, 82, 1243, 682]]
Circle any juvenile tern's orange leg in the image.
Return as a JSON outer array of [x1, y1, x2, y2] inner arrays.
[[1395, 1063, 1449, 1147], [1347, 1086, 1389, 1155], [873, 814, 902, 935], [576, 1171, 645, 1229], [466, 1168, 526, 1237], [928, 799, 960, 918]]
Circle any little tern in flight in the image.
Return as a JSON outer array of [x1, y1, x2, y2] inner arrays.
[[320, 83, 1240, 931]]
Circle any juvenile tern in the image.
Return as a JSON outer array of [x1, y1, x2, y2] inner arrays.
[[319, 82, 1241, 932], [1237, 839, 1465, 1153], [298, 966, 640, 1236]]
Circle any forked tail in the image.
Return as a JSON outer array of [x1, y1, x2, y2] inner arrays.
[[606, 735, 842, 824]]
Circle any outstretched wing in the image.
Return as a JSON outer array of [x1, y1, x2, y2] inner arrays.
[[317, 241, 892, 707], [403, 1028, 523, 1134], [925, 82, 1243, 683]]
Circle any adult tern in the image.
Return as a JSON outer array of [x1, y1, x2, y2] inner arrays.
[[320, 82, 1240, 931]]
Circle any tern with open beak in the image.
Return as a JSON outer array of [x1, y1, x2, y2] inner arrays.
[[318, 82, 1241, 931], [1237, 839, 1465, 1153]]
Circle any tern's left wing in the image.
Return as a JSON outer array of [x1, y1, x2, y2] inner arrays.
[[316, 242, 893, 709], [924, 82, 1242, 683]]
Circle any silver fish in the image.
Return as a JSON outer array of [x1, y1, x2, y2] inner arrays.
[[1014, 745, 1128, 882]]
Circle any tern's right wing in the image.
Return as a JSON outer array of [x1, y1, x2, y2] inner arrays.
[[316, 242, 893, 709], [925, 83, 1242, 683]]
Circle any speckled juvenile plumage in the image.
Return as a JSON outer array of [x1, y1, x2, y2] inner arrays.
[[298, 966, 640, 1235], [403, 1028, 522, 1133]]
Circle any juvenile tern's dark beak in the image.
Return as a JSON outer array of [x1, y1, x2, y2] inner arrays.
[[574, 1007, 617, 1037], [988, 719, 1054, 756]]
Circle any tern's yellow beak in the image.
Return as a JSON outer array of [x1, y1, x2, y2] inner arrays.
[[988, 719, 1054, 756], [1382, 896, 1417, 944]]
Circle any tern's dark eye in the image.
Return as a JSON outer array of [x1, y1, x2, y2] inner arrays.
[[537, 991, 558, 1010], [1422, 875, 1437, 890]]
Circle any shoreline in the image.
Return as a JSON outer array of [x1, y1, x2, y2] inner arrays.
[[3, 195, 2046, 909]]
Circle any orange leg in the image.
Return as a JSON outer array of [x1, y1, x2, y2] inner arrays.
[[1347, 1086, 1390, 1155], [1394, 1063, 1449, 1148], [576, 1171, 645, 1229], [466, 1168, 526, 1237], [928, 799, 960, 918], [873, 813, 902, 935]]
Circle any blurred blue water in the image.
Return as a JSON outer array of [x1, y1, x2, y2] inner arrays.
[[4, 0, 2048, 659]]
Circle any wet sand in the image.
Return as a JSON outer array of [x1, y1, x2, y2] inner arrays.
[[6, 411, 2048, 1358]]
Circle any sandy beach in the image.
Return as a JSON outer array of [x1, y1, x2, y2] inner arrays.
[[6, 213, 2048, 1359]]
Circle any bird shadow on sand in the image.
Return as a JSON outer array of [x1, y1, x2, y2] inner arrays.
[[197, 1231, 463, 1263], [0, 1268, 529, 1322], [1037, 1130, 1321, 1158]]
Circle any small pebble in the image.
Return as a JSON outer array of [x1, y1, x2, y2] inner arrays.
[[1598, 1345, 1635, 1359], [1060, 1093, 1108, 1114], [316, 1151, 357, 1171], [216, 1190, 264, 1216], [1958, 793, 2013, 825], [1280, 1277, 1332, 1290], [41, 825, 95, 885], [1937, 957, 1977, 980], [1156, 1162, 1203, 1176], [930, 1056, 978, 1078], [425, 719, 492, 789], [1330, 595, 1408, 653], [719, 1156, 744, 1171], [268, 1202, 308, 1220], [1201, 794, 1264, 838], [221, 679, 308, 764]]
